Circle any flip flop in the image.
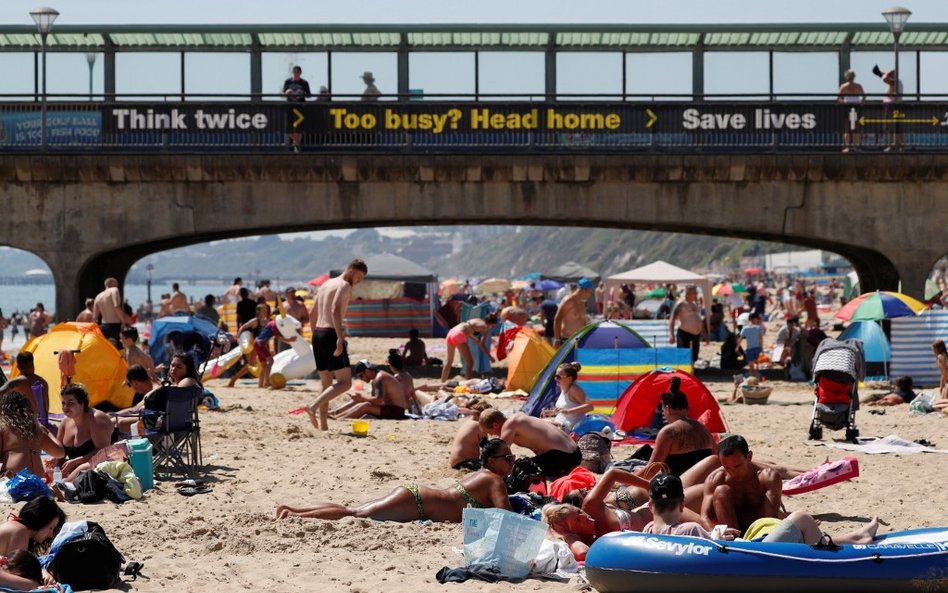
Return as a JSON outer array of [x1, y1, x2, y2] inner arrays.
[[175, 479, 206, 488], [288, 407, 307, 415], [177, 486, 212, 496]]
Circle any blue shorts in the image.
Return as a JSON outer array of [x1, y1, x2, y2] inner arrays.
[[745, 347, 762, 363]]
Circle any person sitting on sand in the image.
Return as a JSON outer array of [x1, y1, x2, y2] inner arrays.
[[479, 409, 580, 479], [449, 401, 492, 470], [275, 438, 514, 522], [331, 360, 410, 421], [0, 390, 64, 478], [540, 362, 592, 432], [864, 375, 917, 406], [386, 350, 417, 413], [645, 473, 878, 545], [440, 314, 498, 382], [646, 376, 715, 476], [700, 435, 783, 533], [401, 329, 428, 366], [55, 384, 117, 479]]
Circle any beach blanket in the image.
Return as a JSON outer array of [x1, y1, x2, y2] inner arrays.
[[811, 434, 948, 454]]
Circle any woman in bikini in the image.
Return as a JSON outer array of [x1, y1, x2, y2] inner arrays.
[[0, 496, 66, 557], [275, 438, 513, 522], [55, 383, 115, 479], [543, 467, 710, 561], [440, 314, 498, 382], [0, 390, 64, 478], [541, 362, 592, 431]]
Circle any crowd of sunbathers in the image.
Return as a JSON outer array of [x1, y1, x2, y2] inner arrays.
[[275, 372, 882, 561]]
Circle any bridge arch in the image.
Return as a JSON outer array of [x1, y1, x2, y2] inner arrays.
[[1, 153, 943, 319]]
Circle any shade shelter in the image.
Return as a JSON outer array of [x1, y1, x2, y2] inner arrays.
[[602, 260, 713, 318], [543, 262, 601, 284]]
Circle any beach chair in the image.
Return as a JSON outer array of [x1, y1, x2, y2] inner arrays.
[[141, 385, 203, 478], [808, 338, 863, 442]]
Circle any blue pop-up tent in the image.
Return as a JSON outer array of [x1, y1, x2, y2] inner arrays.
[[839, 321, 890, 380], [150, 313, 222, 368]]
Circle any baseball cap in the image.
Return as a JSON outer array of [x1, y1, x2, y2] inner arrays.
[[577, 278, 593, 290], [352, 360, 376, 375], [649, 474, 684, 501], [578, 432, 612, 474]]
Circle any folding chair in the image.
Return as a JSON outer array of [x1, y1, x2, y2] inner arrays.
[[142, 385, 202, 478]]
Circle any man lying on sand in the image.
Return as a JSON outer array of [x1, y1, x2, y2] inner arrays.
[[479, 409, 580, 479], [275, 438, 512, 523]]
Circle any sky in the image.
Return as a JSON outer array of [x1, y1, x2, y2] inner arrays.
[[2, 0, 948, 25]]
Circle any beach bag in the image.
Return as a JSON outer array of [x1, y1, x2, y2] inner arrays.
[[6, 469, 52, 502], [48, 521, 124, 591], [462, 508, 547, 580], [72, 469, 109, 504]]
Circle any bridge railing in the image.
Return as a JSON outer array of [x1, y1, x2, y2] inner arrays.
[[1, 93, 947, 152]]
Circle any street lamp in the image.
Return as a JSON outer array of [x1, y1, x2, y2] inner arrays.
[[146, 263, 154, 303], [882, 6, 911, 95], [29, 6, 58, 149], [85, 52, 97, 100]]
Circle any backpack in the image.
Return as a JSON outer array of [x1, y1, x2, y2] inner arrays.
[[48, 522, 124, 591], [72, 469, 109, 504]]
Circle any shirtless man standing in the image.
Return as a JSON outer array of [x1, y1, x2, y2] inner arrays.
[[75, 298, 95, 323], [169, 283, 189, 313], [305, 259, 367, 431], [700, 435, 783, 534], [668, 285, 708, 363], [553, 278, 593, 346], [93, 278, 132, 342], [479, 409, 580, 479], [222, 277, 243, 305], [331, 360, 409, 420]]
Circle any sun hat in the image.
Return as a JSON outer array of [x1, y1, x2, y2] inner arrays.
[[361, 71, 375, 82]]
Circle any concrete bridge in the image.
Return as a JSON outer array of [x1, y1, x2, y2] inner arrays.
[[3, 153, 945, 319]]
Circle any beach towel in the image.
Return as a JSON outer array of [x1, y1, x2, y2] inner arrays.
[[811, 434, 948, 454], [782, 457, 859, 495], [58, 349, 77, 387]]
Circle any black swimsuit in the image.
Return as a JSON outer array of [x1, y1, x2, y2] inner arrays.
[[63, 439, 97, 460], [664, 448, 713, 476]]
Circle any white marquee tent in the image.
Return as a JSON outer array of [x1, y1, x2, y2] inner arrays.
[[602, 260, 713, 325]]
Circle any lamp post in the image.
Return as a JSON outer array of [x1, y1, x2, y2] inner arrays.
[[882, 7, 912, 96], [146, 264, 154, 303], [29, 7, 58, 149], [85, 52, 97, 100]]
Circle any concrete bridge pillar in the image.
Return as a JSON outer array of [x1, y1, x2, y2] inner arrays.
[[42, 249, 138, 322]]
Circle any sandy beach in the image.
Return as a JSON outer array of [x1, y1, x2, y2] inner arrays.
[[2, 335, 947, 593]]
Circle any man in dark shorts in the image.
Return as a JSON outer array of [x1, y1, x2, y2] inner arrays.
[[478, 409, 581, 479], [330, 360, 409, 420], [306, 259, 367, 431], [283, 65, 311, 152]]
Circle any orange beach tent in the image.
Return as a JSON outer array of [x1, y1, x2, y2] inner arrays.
[[11, 322, 134, 413]]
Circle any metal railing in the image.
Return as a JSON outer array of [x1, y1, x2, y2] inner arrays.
[[1, 93, 947, 153]]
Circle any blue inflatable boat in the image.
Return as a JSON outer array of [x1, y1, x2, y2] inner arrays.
[[585, 527, 948, 593]]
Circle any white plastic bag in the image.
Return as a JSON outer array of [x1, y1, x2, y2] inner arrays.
[[531, 539, 579, 576], [462, 508, 547, 579]]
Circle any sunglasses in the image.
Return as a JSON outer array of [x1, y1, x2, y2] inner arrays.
[[491, 454, 515, 463]]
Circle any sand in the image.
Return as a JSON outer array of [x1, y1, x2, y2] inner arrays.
[[4, 335, 948, 593]]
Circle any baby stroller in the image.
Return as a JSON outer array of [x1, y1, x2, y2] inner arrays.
[[808, 338, 864, 442]]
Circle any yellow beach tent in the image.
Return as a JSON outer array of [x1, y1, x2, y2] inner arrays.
[[11, 322, 134, 413], [505, 327, 556, 392]]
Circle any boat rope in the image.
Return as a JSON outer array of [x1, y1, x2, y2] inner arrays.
[[711, 541, 948, 564]]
